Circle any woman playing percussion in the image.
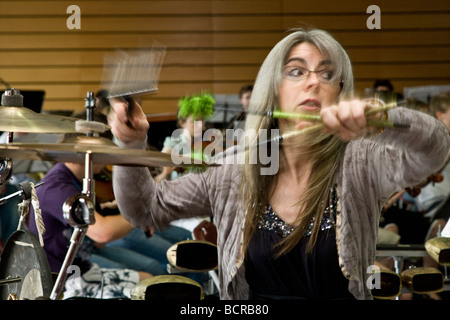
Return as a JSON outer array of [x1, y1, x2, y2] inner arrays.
[[107, 28, 450, 300]]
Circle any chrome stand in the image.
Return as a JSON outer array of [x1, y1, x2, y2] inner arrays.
[[50, 92, 97, 300]]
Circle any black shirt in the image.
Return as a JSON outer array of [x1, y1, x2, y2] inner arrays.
[[245, 204, 354, 300]]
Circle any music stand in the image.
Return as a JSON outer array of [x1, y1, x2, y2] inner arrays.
[[19, 90, 45, 113]]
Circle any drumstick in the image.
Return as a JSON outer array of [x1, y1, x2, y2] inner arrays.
[[213, 112, 410, 162], [214, 103, 409, 129], [212, 124, 324, 161]]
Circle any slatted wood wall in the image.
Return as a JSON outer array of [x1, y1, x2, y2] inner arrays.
[[1, 0, 449, 118]]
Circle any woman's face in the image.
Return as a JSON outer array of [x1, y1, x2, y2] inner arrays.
[[240, 91, 252, 111], [278, 42, 341, 130]]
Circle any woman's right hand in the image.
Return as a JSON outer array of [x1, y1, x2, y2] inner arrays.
[[320, 99, 369, 141], [107, 98, 149, 148]]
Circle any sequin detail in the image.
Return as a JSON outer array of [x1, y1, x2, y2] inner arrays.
[[257, 186, 339, 238], [257, 208, 296, 238]]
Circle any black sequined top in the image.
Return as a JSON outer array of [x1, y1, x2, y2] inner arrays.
[[245, 187, 354, 300]]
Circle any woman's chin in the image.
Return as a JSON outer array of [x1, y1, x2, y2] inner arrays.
[[294, 121, 314, 131]]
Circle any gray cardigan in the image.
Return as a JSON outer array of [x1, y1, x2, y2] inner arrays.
[[112, 108, 450, 299]]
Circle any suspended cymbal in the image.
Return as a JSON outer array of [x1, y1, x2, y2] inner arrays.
[[0, 106, 79, 133], [0, 136, 214, 168]]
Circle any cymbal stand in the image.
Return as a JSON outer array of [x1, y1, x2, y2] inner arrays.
[[0, 89, 20, 187], [50, 92, 97, 300]]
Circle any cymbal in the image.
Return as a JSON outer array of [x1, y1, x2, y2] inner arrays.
[[0, 136, 214, 168], [0, 106, 79, 133]]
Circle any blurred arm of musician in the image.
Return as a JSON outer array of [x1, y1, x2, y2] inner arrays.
[[382, 91, 450, 213], [153, 153, 175, 183]]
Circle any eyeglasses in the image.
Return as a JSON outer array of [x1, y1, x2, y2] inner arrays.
[[283, 65, 335, 84]]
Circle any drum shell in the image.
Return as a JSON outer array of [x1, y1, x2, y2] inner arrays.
[[167, 240, 218, 273], [371, 269, 401, 299], [425, 237, 450, 265], [401, 267, 444, 294], [131, 275, 203, 300]]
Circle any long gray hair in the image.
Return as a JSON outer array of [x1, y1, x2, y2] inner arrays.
[[241, 28, 355, 257]]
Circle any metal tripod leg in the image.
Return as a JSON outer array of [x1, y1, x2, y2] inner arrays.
[[50, 226, 87, 300], [50, 93, 98, 300], [393, 256, 403, 300]]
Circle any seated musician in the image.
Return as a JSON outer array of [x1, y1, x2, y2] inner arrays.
[[153, 92, 217, 243]]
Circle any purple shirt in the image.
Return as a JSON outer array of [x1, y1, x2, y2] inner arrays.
[[28, 163, 93, 273]]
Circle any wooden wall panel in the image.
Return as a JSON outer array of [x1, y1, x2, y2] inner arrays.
[[0, 0, 449, 118]]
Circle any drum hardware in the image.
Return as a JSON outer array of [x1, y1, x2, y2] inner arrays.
[[0, 136, 214, 169], [0, 107, 13, 187], [376, 244, 429, 272], [376, 244, 430, 300], [0, 86, 78, 188], [166, 240, 218, 273], [131, 275, 204, 300], [401, 267, 444, 294], [0, 87, 214, 168], [1, 276, 21, 300], [0, 157, 13, 188], [425, 236, 450, 285], [371, 269, 402, 300], [165, 239, 220, 296], [0, 181, 43, 206], [0, 89, 215, 299], [62, 193, 95, 227], [49, 92, 97, 300], [0, 276, 21, 286], [425, 237, 450, 265], [376, 242, 450, 298], [0, 89, 80, 134], [0, 230, 54, 300]]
